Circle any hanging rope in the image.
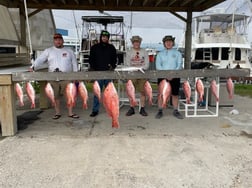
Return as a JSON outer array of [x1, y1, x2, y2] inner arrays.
[[23, 0, 33, 61]]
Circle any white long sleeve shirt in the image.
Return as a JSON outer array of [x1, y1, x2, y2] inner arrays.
[[33, 46, 78, 72]]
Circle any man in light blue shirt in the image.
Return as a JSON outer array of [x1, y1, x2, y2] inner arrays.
[[155, 35, 183, 119]]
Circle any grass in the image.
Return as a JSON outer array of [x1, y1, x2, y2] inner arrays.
[[235, 84, 252, 98]]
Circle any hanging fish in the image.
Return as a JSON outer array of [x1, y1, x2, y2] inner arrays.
[[26, 82, 36, 108], [15, 83, 24, 107], [103, 82, 120, 128], [45, 82, 56, 106], [78, 81, 88, 109], [126, 80, 138, 107], [183, 80, 191, 104], [144, 81, 153, 106]]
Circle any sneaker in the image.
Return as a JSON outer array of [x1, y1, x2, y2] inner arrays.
[[139, 107, 148, 116], [90, 111, 98, 117], [126, 107, 135, 116], [155, 110, 163, 119], [173, 110, 184, 119]]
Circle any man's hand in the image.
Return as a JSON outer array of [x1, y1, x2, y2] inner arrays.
[[28, 66, 34, 72]]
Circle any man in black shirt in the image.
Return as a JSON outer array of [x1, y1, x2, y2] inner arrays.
[[89, 30, 117, 117]]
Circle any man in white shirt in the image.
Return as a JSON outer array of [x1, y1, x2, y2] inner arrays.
[[32, 33, 79, 119]]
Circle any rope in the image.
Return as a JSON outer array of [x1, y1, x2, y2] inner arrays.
[[23, 0, 33, 61]]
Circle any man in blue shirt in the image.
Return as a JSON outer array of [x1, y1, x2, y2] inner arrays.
[[155, 35, 183, 119]]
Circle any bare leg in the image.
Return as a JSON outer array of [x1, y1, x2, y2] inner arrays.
[[140, 92, 146, 107], [172, 95, 179, 109], [54, 99, 61, 115], [68, 106, 73, 116]]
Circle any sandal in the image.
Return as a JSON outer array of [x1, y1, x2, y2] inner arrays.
[[68, 114, 79, 119], [52, 114, 61, 119]]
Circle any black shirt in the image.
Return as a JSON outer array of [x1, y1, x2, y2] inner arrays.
[[89, 42, 117, 71]]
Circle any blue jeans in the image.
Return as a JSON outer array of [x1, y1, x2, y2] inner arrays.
[[92, 79, 111, 113]]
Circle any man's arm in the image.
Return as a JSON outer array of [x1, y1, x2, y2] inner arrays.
[[71, 51, 78, 72], [143, 50, 150, 70], [89, 46, 95, 70], [155, 53, 162, 70], [32, 49, 49, 71], [176, 52, 183, 70], [110, 45, 117, 69]]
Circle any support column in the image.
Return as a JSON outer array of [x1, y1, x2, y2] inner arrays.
[[19, 5, 26, 47], [184, 11, 192, 70], [0, 75, 17, 136]]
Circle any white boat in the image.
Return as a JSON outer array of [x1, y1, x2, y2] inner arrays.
[[190, 12, 252, 72]]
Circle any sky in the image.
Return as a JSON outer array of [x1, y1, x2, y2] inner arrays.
[[52, 0, 252, 45]]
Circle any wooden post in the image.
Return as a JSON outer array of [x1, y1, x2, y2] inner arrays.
[[184, 10, 192, 70], [19, 5, 26, 47], [0, 75, 17, 136]]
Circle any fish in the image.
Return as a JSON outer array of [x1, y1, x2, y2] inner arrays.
[[158, 79, 171, 108], [15, 83, 24, 106], [126, 80, 138, 107], [183, 80, 191, 104], [196, 79, 204, 102], [93, 81, 101, 102], [210, 80, 219, 102], [115, 66, 145, 73], [65, 82, 77, 108], [26, 82, 36, 108], [226, 77, 234, 99], [78, 81, 88, 109], [45, 82, 56, 106], [103, 82, 120, 128], [144, 81, 153, 105]]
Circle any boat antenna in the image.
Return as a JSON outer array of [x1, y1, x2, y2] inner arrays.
[[23, 0, 33, 62], [72, 10, 80, 54], [228, 0, 236, 68]]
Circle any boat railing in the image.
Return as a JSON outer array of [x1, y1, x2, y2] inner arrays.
[[198, 31, 247, 44]]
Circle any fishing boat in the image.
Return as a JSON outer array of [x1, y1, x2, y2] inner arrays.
[[79, 16, 126, 71], [190, 12, 252, 72]]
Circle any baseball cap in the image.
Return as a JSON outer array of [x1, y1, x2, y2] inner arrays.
[[53, 33, 63, 39], [100, 30, 110, 38]]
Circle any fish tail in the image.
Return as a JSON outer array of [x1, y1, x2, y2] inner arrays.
[[112, 119, 119, 128]]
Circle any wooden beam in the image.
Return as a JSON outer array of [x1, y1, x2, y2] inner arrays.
[[45, 0, 52, 3], [155, 0, 163, 7], [88, 0, 93, 4], [184, 11, 192, 69], [168, 0, 177, 6], [32, 0, 40, 3], [28, 9, 43, 17], [193, 0, 206, 7], [74, 0, 79, 4], [142, 0, 148, 6], [170, 11, 186, 22], [181, 0, 193, 6], [0, 75, 17, 136], [11, 69, 250, 82], [128, 0, 134, 6], [102, 0, 106, 6], [61, 0, 66, 4], [19, 5, 26, 47], [116, 0, 119, 6]]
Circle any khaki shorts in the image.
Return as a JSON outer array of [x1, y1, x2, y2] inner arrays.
[[50, 81, 70, 99], [132, 79, 147, 93]]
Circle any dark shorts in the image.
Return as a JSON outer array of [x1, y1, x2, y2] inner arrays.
[[157, 78, 181, 96]]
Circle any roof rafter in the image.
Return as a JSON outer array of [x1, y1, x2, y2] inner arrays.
[[74, 0, 79, 4], [128, 0, 134, 6], [168, 0, 177, 6], [181, 0, 193, 6], [155, 0, 163, 7], [142, 0, 148, 6], [193, 0, 206, 7]]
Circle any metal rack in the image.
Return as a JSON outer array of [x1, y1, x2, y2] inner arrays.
[[178, 77, 220, 117]]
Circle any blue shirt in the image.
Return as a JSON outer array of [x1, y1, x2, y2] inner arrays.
[[155, 48, 183, 70]]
